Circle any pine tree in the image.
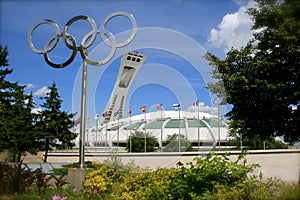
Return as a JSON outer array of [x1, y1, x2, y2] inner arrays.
[[0, 45, 20, 137], [38, 82, 76, 162], [0, 45, 40, 161]]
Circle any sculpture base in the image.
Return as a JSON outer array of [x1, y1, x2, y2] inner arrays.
[[68, 168, 93, 191]]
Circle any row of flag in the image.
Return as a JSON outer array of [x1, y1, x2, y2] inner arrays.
[[75, 100, 201, 124], [103, 103, 181, 117]]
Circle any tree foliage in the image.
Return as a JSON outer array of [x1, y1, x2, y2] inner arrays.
[[37, 82, 76, 162], [126, 131, 158, 152], [0, 45, 76, 162], [163, 133, 193, 152], [205, 0, 300, 144], [0, 45, 40, 161]]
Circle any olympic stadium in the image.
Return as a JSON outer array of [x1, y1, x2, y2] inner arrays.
[[73, 51, 230, 151], [77, 110, 229, 151]]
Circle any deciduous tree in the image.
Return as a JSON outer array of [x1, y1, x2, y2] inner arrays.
[[126, 131, 157, 152], [205, 0, 300, 144]]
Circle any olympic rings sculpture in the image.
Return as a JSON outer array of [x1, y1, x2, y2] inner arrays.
[[28, 11, 137, 68]]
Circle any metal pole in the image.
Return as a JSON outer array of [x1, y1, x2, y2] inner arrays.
[[79, 60, 88, 169], [117, 117, 119, 152], [96, 116, 98, 148], [105, 122, 108, 152], [178, 107, 181, 152], [197, 102, 200, 152], [160, 109, 163, 152], [218, 103, 220, 151], [144, 111, 147, 153], [87, 116, 90, 148], [129, 112, 132, 153]]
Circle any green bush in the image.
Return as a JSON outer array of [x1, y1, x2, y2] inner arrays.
[[85, 152, 259, 199], [0, 163, 36, 193], [199, 178, 300, 200], [126, 131, 158, 152], [0, 162, 68, 198], [84, 163, 124, 199], [111, 167, 179, 200]]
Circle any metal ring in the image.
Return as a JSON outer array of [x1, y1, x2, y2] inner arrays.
[[80, 29, 117, 66], [62, 15, 97, 51], [28, 19, 60, 54], [43, 34, 77, 68], [28, 12, 137, 68], [100, 11, 137, 48]]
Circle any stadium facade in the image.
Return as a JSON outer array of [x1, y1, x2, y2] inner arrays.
[[75, 51, 229, 151], [78, 110, 229, 151]]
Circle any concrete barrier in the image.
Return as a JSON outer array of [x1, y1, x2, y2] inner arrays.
[[46, 149, 300, 183]]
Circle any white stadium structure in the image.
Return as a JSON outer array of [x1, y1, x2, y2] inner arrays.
[[76, 110, 229, 151], [74, 51, 230, 151]]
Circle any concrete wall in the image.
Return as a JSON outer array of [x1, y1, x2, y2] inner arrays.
[[46, 149, 300, 183]]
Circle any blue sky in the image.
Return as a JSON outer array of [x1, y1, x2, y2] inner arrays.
[[0, 0, 256, 122]]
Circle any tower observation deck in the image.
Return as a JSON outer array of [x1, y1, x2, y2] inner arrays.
[[102, 51, 147, 122]]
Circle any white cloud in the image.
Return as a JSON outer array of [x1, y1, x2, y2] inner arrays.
[[33, 86, 50, 96], [31, 108, 42, 114], [187, 101, 218, 116], [26, 83, 34, 89], [207, 1, 256, 53]]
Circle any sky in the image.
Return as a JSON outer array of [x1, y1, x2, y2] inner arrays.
[[0, 0, 256, 123]]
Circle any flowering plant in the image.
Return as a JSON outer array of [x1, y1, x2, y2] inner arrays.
[[51, 194, 67, 200]]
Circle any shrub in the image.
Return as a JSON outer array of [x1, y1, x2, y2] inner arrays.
[[111, 168, 179, 200], [198, 177, 300, 200], [84, 163, 125, 199], [97, 152, 259, 199], [126, 131, 158, 152], [0, 162, 68, 198], [0, 163, 36, 193]]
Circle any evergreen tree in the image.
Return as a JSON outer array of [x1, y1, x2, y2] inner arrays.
[[0, 45, 40, 161], [205, 0, 300, 144], [38, 82, 76, 162], [0, 45, 20, 138]]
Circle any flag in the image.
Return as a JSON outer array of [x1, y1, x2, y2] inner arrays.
[[193, 100, 199, 107], [114, 109, 119, 117], [173, 103, 180, 109], [140, 106, 146, 112], [102, 112, 107, 117], [156, 104, 162, 110], [74, 117, 81, 124], [128, 107, 132, 114]]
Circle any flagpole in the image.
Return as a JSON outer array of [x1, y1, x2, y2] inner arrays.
[[144, 109, 147, 153], [105, 122, 108, 152], [129, 110, 132, 153], [117, 115, 119, 152], [160, 107, 163, 152], [96, 115, 98, 148], [178, 106, 181, 152], [218, 102, 220, 151], [197, 101, 200, 152], [87, 116, 90, 148]]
